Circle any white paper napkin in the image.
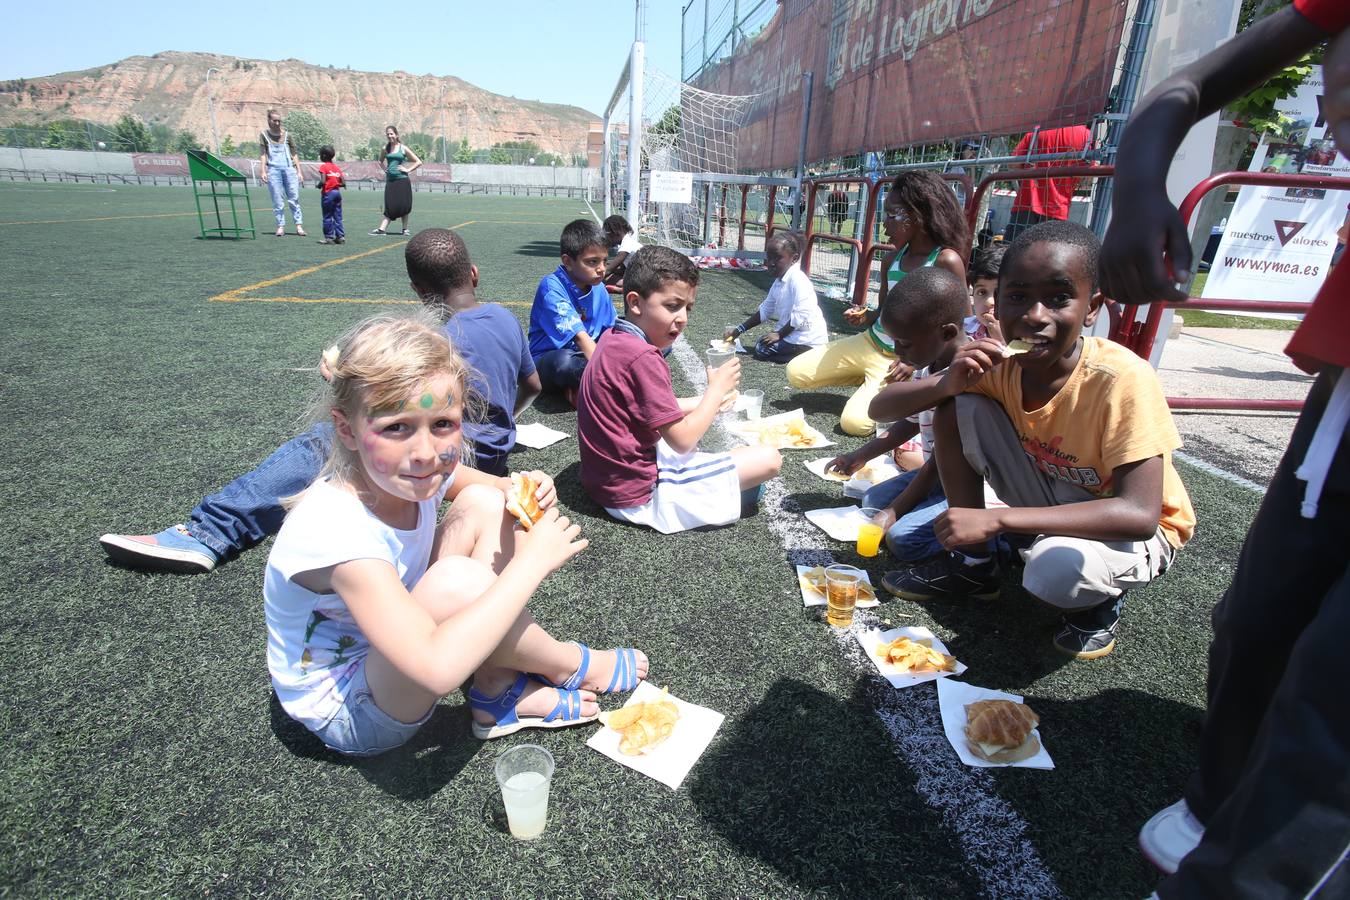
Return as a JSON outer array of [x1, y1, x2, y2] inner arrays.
[[857, 626, 967, 688], [794, 564, 880, 608], [585, 681, 725, 790], [843, 456, 903, 499], [934, 678, 1054, 770], [514, 422, 570, 449], [728, 408, 834, 449], [803, 505, 874, 541]]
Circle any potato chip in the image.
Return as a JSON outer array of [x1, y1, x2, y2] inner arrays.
[[873, 636, 956, 673], [602, 688, 681, 756]]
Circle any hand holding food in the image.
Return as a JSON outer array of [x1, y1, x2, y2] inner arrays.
[[506, 472, 544, 530]]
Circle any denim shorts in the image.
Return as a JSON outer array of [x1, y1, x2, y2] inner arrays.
[[309, 662, 431, 757]]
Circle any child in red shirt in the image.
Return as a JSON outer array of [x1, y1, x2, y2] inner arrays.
[[316, 145, 346, 245]]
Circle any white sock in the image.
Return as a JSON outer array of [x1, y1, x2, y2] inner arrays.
[[958, 552, 991, 566]]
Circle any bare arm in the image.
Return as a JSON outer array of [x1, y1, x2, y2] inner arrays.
[[402, 144, 423, 173], [934, 247, 967, 283], [574, 330, 598, 360], [660, 358, 740, 453], [825, 420, 920, 476], [326, 509, 584, 696], [1100, 5, 1331, 304], [514, 371, 542, 417], [936, 456, 1166, 550]]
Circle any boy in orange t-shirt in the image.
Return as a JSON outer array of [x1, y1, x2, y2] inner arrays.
[[873, 221, 1194, 660]]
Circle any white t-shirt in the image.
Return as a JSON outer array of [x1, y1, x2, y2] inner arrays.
[[264, 478, 450, 731], [756, 262, 828, 347], [617, 232, 642, 255]]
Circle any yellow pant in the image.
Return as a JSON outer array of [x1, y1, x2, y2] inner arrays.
[[786, 331, 894, 436]]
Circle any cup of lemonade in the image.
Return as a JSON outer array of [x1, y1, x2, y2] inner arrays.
[[495, 744, 555, 840]]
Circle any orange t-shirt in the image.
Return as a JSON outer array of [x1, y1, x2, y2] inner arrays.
[[969, 337, 1196, 548]]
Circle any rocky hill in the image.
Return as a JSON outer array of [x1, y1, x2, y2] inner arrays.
[[0, 51, 596, 157]]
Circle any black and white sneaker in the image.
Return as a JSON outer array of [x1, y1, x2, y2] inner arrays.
[[1053, 594, 1124, 659], [882, 552, 1000, 601]]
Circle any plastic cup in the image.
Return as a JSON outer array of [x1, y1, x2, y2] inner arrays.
[[706, 347, 736, 369], [856, 507, 884, 557], [741, 389, 764, 420], [824, 564, 862, 628], [494, 744, 554, 840]]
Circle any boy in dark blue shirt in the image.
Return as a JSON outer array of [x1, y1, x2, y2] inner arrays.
[[528, 218, 617, 400]]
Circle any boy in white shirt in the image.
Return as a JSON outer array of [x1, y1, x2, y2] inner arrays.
[[725, 232, 829, 363]]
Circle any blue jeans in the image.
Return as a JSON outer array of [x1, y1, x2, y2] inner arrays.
[[184, 424, 510, 558], [752, 337, 814, 364], [535, 347, 588, 391], [266, 165, 302, 227], [321, 189, 343, 239], [861, 469, 948, 562]]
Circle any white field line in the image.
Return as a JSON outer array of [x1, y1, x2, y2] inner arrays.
[[1174, 451, 1265, 494], [668, 337, 1064, 900]]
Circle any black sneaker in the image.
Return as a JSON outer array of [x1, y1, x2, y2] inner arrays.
[[882, 552, 1000, 601], [1053, 594, 1124, 659]]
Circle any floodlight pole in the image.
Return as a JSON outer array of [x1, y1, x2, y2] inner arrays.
[[205, 67, 221, 156], [439, 82, 448, 165]]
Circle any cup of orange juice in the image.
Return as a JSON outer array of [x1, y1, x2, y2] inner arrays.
[[856, 507, 884, 557]]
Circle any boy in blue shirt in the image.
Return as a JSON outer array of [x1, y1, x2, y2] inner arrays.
[[529, 219, 617, 401], [99, 229, 546, 573]]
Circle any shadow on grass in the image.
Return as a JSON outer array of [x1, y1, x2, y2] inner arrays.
[[768, 392, 849, 419], [688, 677, 977, 895], [268, 693, 481, 800], [516, 240, 560, 259]]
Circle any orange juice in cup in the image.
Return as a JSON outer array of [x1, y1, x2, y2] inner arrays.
[[856, 507, 884, 557]]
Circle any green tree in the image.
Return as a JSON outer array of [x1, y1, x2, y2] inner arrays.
[[281, 110, 334, 160], [452, 138, 474, 164], [173, 129, 200, 153], [219, 134, 238, 156], [149, 122, 175, 153], [43, 122, 69, 149], [111, 114, 152, 152]]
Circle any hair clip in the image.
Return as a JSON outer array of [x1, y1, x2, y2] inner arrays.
[[322, 345, 340, 371]]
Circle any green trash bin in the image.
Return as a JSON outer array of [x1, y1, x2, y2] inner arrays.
[[187, 150, 255, 239]]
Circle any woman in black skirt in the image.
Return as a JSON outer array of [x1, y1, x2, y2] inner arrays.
[[369, 125, 421, 235]]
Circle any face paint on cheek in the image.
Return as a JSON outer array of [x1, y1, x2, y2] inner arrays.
[[438, 448, 459, 468], [371, 460, 390, 475]]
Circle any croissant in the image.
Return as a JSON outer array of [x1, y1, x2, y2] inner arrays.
[[964, 700, 1040, 763]]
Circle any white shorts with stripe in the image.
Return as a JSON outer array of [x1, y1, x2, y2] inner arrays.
[[605, 439, 741, 534]]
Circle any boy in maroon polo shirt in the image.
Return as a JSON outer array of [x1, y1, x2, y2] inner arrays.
[[577, 246, 781, 534]]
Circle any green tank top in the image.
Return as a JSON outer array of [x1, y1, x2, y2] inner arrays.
[[385, 145, 408, 180], [868, 245, 944, 353]]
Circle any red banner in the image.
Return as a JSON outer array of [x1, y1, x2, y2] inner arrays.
[[133, 153, 455, 183], [691, 0, 1129, 172]]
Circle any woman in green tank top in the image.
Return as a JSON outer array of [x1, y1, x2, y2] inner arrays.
[[369, 125, 423, 236], [786, 171, 969, 436]]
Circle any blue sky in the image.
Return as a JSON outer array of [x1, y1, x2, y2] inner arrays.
[[0, 1, 684, 117]]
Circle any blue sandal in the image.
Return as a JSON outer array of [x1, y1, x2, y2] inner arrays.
[[468, 672, 597, 740], [532, 643, 644, 694]]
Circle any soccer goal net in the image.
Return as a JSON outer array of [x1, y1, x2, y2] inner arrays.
[[600, 56, 773, 255]]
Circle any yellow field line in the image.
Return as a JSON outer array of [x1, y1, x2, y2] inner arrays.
[[0, 212, 199, 226], [210, 221, 474, 303], [222, 297, 532, 307]]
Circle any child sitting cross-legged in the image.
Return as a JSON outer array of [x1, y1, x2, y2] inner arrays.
[[724, 231, 828, 363], [873, 221, 1195, 659], [578, 246, 782, 534], [826, 267, 1002, 563], [266, 311, 648, 755], [528, 218, 617, 402]]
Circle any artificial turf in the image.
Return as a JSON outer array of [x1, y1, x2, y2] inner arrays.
[[0, 182, 1264, 898]]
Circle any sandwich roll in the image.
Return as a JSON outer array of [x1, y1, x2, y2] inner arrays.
[[964, 699, 1040, 763], [506, 472, 544, 530]]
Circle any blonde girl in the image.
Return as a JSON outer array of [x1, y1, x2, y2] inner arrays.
[[264, 311, 648, 755]]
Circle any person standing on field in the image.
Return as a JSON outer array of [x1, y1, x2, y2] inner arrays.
[[260, 108, 305, 238]]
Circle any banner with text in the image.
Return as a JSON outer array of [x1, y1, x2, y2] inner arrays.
[[1203, 69, 1349, 307], [689, 0, 1128, 171]]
